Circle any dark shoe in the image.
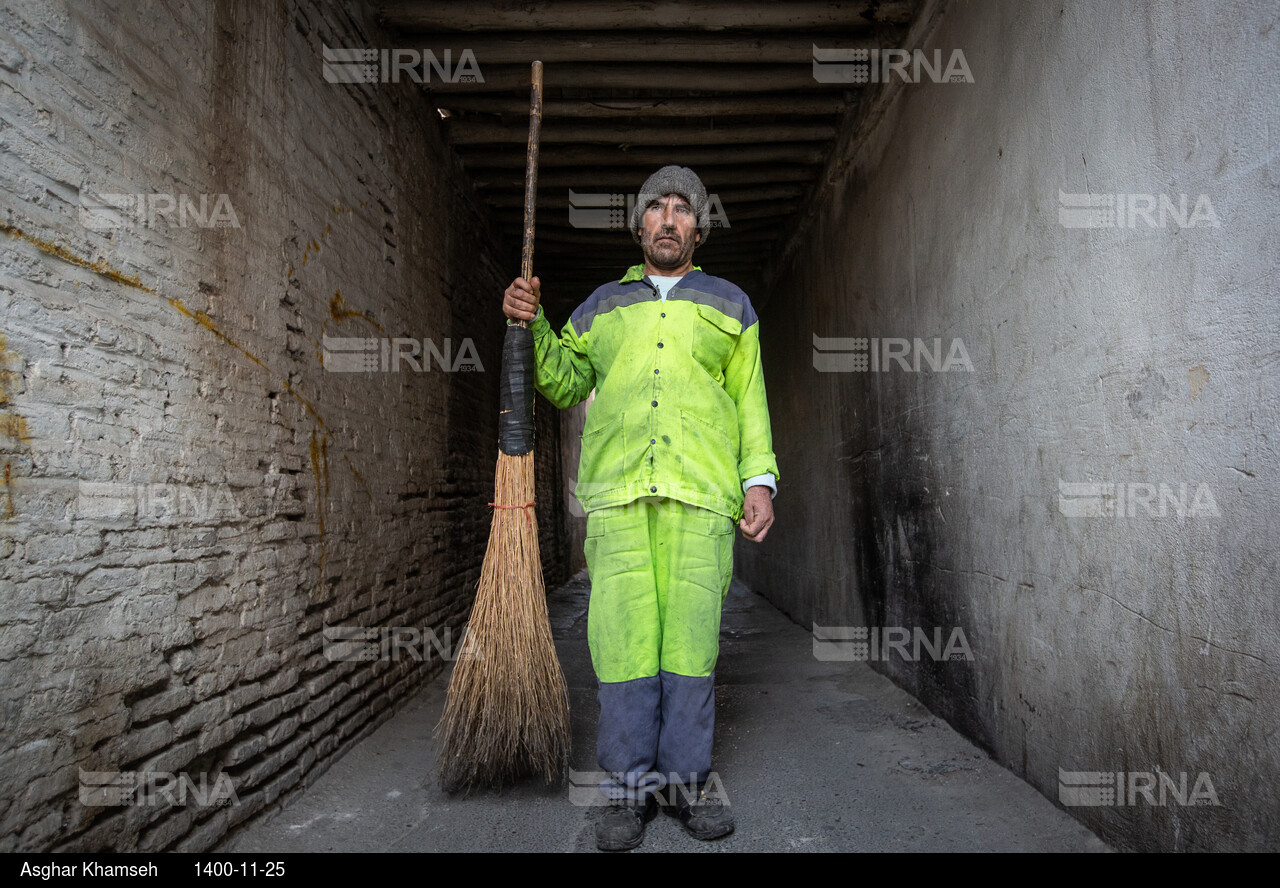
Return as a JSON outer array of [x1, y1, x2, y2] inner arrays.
[[667, 786, 735, 840], [595, 795, 658, 852]]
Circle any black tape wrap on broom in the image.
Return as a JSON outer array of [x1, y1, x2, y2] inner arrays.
[[498, 323, 536, 455]]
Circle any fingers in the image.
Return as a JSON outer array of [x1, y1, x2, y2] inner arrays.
[[738, 491, 774, 543], [518, 276, 540, 301], [503, 276, 541, 321], [739, 514, 772, 543]]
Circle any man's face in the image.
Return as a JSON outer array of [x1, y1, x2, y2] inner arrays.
[[638, 193, 700, 272]]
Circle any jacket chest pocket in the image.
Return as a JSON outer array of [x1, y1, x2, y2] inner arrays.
[[690, 304, 741, 375]]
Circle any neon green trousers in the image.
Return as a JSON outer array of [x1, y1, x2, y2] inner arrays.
[[585, 497, 735, 795]]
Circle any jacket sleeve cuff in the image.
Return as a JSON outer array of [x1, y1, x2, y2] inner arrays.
[[507, 305, 546, 329]]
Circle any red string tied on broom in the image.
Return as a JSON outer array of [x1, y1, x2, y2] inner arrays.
[[489, 500, 536, 525]]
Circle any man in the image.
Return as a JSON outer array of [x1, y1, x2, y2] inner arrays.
[[502, 166, 779, 851]]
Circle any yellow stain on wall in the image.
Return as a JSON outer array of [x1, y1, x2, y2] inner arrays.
[[309, 429, 330, 589], [0, 330, 32, 519], [329, 290, 385, 333], [1, 222, 150, 292], [2, 462, 12, 520], [0, 332, 22, 406], [286, 212, 343, 282], [0, 412, 30, 443], [1, 220, 366, 591]]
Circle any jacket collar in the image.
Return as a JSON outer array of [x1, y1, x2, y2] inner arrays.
[[619, 264, 702, 284]]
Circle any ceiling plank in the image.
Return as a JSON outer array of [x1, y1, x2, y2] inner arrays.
[[447, 120, 836, 145], [472, 163, 816, 190], [383, 33, 876, 64], [379, 1, 916, 31], [461, 142, 828, 167], [423, 63, 845, 92], [437, 93, 849, 117], [495, 199, 801, 226], [486, 183, 804, 208]]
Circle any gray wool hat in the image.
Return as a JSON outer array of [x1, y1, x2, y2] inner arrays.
[[630, 165, 710, 246]]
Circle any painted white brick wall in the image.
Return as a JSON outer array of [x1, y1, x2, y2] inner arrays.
[[0, 0, 567, 850]]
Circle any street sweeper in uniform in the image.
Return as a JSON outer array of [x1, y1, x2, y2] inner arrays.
[[502, 165, 779, 851]]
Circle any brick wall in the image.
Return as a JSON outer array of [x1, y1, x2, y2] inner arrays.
[[0, 0, 567, 851]]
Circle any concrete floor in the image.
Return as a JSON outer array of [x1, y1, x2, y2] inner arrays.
[[220, 570, 1109, 853]]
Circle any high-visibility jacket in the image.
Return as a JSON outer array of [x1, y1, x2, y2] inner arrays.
[[528, 265, 780, 522]]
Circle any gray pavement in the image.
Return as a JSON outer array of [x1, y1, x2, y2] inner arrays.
[[220, 570, 1109, 852]]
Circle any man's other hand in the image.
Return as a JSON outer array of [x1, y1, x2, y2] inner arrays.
[[739, 485, 774, 543], [504, 276, 541, 321]]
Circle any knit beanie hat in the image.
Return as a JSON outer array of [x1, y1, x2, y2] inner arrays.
[[630, 165, 710, 246]]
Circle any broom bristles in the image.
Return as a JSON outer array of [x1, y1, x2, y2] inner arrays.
[[436, 450, 571, 792]]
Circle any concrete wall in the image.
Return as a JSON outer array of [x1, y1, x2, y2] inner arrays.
[[741, 0, 1279, 852], [0, 0, 566, 851]]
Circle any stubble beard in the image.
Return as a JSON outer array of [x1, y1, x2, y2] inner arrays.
[[642, 228, 696, 274]]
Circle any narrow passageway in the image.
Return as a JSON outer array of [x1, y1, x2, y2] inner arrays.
[[1, 0, 1274, 856], [220, 572, 1106, 852]]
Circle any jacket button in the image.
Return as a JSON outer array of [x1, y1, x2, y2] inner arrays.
[[651, 400, 658, 407], [661, 313, 665, 318], [657, 342, 664, 348], [650, 486, 657, 493], [650, 438, 656, 444], [654, 369, 659, 374]]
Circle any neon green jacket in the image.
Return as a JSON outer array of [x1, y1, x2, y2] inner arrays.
[[528, 265, 780, 522]]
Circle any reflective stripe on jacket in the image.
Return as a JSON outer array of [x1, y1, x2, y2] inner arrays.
[[529, 265, 780, 522]]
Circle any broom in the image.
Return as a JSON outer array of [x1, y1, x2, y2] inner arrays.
[[437, 60, 571, 792]]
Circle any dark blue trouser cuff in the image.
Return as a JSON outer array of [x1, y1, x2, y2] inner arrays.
[[597, 670, 716, 802]]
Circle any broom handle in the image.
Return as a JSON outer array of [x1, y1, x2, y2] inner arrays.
[[514, 60, 542, 328], [495, 62, 542, 457]]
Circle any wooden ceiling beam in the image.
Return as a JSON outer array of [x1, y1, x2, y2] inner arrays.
[[447, 120, 836, 145], [471, 163, 816, 190], [460, 142, 828, 167], [423, 63, 845, 92], [495, 199, 801, 226], [381, 33, 876, 64], [437, 93, 850, 117], [485, 183, 804, 208], [379, 1, 916, 32]]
